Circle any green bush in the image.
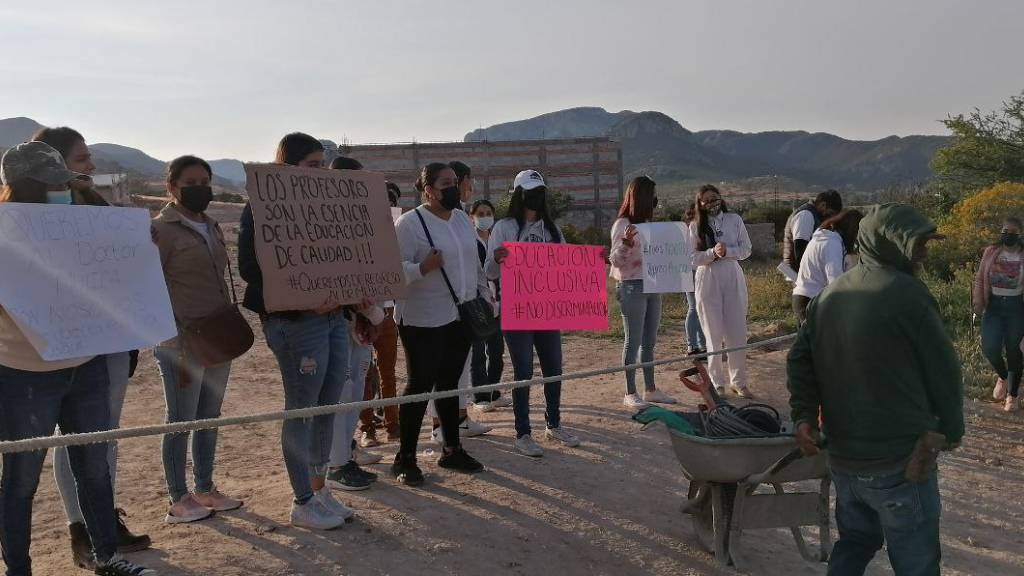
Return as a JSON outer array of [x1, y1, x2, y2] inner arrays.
[[493, 189, 573, 220]]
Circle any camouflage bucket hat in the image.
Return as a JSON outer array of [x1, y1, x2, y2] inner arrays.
[[0, 141, 86, 186]]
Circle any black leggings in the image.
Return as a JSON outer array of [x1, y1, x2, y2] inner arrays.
[[397, 321, 471, 454]]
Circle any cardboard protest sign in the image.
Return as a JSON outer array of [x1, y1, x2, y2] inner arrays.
[[500, 242, 608, 331], [636, 222, 694, 293], [0, 204, 176, 360], [244, 163, 407, 311]]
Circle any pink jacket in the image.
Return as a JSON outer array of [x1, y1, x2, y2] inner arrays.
[[973, 245, 1024, 310]]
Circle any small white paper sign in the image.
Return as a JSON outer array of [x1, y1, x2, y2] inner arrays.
[[637, 222, 694, 293], [0, 204, 177, 360], [391, 207, 403, 223]]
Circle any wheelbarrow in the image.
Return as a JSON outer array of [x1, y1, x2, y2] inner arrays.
[[668, 363, 832, 570]]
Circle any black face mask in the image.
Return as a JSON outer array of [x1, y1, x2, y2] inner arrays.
[[179, 185, 213, 213], [1001, 232, 1020, 246], [522, 190, 545, 211], [437, 185, 462, 211]]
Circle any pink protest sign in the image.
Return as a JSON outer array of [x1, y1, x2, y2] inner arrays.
[[500, 242, 608, 331]]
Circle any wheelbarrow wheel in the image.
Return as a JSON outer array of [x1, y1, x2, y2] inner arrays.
[[686, 481, 715, 551]]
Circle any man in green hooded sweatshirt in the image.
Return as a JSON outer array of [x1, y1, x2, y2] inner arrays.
[[787, 203, 964, 576]]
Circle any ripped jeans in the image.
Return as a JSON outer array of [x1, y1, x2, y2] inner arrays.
[[828, 468, 941, 576], [263, 311, 349, 503]]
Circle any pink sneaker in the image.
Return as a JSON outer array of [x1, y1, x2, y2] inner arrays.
[[1005, 396, 1020, 413], [994, 377, 1008, 400], [193, 488, 244, 512], [165, 494, 213, 524]]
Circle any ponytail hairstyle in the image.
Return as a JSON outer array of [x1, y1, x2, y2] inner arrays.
[[414, 162, 452, 202], [694, 184, 728, 251], [821, 209, 865, 254], [506, 184, 562, 243]]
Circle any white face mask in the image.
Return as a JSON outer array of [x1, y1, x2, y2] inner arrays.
[[474, 216, 494, 231]]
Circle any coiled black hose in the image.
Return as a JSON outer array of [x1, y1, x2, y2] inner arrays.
[[701, 403, 782, 438]]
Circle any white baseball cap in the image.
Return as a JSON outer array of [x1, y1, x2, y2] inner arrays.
[[513, 169, 546, 191]]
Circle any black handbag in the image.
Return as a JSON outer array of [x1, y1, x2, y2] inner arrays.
[[414, 208, 498, 342]]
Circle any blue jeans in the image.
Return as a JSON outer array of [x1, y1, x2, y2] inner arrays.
[[617, 280, 662, 394], [828, 468, 941, 576], [0, 357, 118, 575], [154, 346, 232, 501], [504, 330, 562, 438], [471, 322, 505, 402], [685, 291, 706, 351], [329, 341, 372, 467], [53, 352, 130, 523], [263, 311, 349, 503], [981, 295, 1024, 397]]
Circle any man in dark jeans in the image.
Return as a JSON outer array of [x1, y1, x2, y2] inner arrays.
[[787, 204, 964, 576]]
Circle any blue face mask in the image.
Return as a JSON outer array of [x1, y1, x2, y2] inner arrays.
[[46, 189, 73, 205]]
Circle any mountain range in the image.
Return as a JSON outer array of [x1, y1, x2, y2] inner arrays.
[[466, 107, 950, 190], [2, 108, 950, 192]]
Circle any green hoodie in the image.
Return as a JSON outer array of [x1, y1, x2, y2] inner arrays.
[[787, 204, 964, 461]]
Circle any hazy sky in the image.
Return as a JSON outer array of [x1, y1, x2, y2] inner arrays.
[[2, 0, 1022, 161]]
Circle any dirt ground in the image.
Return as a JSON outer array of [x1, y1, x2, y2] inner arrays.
[[16, 322, 1024, 575]]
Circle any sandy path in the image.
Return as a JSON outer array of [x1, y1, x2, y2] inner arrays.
[[14, 323, 1024, 575]]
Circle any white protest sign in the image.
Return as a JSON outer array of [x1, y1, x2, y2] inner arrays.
[[637, 222, 694, 293], [0, 204, 177, 360]]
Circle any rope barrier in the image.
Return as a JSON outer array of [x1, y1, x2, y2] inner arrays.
[[0, 334, 796, 454]]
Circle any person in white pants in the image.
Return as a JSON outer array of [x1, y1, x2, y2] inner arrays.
[[689, 184, 754, 398]]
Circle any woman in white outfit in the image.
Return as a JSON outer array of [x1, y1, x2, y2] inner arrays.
[[792, 209, 864, 324], [689, 184, 753, 398]]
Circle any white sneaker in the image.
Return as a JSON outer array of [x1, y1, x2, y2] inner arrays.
[[316, 487, 354, 521], [353, 446, 383, 466], [643, 388, 677, 404], [473, 401, 495, 412], [514, 434, 544, 457], [623, 393, 650, 409], [290, 493, 344, 530], [460, 417, 493, 437], [491, 396, 513, 408], [430, 427, 445, 446], [545, 427, 581, 447]]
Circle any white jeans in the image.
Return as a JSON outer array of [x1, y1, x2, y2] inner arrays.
[[695, 261, 749, 389]]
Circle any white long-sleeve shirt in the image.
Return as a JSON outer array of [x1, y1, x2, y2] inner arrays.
[[394, 205, 490, 327], [793, 228, 846, 299], [689, 213, 752, 267], [484, 217, 563, 280]]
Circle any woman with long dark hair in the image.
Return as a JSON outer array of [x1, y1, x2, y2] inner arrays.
[[152, 155, 243, 522], [238, 132, 354, 529], [390, 163, 489, 485], [682, 202, 707, 356], [31, 126, 151, 564], [973, 216, 1024, 412], [486, 170, 580, 457], [792, 209, 864, 324], [0, 141, 154, 576], [610, 176, 676, 408], [689, 184, 753, 398]]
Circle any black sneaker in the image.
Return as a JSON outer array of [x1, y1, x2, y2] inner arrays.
[[115, 508, 151, 553], [437, 445, 484, 473], [326, 462, 372, 491], [390, 453, 424, 486], [94, 553, 155, 575]]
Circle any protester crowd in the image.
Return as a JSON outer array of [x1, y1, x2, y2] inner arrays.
[[0, 126, 1019, 576]]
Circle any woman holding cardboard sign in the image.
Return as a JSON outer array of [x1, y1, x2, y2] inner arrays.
[[689, 184, 754, 399], [610, 175, 677, 410], [152, 155, 245, 524], [485, 170, 581, 458], [238, 133, 354, 530], [391, 163, 489, 486], [0, 141, 156, 576]]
